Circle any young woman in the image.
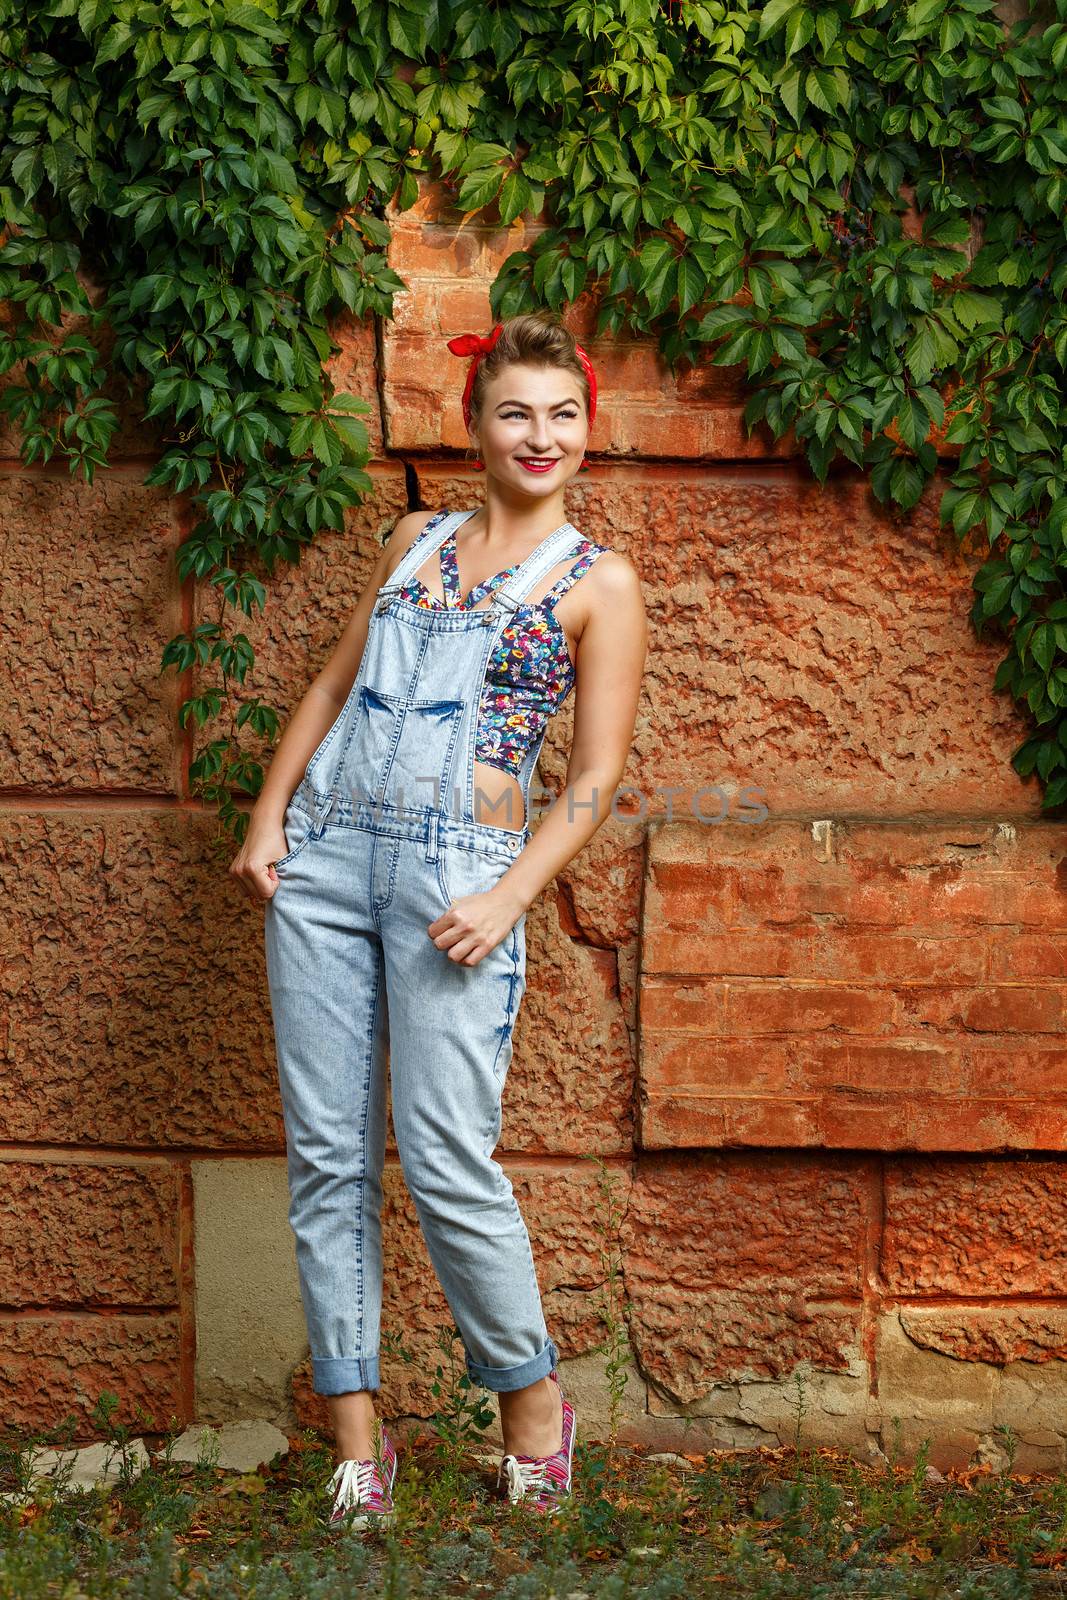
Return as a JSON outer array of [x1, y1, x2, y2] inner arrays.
[[231, 310, 647, 1526]]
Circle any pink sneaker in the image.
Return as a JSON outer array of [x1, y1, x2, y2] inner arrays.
[[496, 1368, 577, 1515], [325, 1424, 398, 1531]]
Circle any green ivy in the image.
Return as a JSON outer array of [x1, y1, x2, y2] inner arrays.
[[2, 0, 1066, 824]]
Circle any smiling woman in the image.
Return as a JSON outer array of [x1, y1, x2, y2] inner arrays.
[[236, 307, 648, 1530]]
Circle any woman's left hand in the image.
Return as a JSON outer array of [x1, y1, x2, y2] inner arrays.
[[428, 885, 525, 965]]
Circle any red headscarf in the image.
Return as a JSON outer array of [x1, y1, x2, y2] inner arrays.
[[446, 321, 597, 431]]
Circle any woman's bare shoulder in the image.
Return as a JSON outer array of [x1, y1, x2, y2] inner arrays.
[[585, 545, 644, 604], [380, 508, 447, 581]]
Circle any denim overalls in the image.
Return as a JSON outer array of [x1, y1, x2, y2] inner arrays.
[[264, 509, 587, 1396]]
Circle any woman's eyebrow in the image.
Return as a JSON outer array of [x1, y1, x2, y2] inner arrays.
[[494, 398, 579, 409]]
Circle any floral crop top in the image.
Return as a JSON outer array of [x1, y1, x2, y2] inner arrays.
[[395, 510, 607, 778]]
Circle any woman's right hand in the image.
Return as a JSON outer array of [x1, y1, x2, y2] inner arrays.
[[229, 817, 289, 902]]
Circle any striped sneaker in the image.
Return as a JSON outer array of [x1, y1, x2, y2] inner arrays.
[[325, 1424, 398, 1531], [496, 1368, 577, 1515]]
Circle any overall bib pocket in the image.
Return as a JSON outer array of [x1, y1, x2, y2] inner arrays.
[[346, 683, 465, 812]]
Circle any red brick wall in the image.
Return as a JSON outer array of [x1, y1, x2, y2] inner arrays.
[[3, 176, 1065, 1468]]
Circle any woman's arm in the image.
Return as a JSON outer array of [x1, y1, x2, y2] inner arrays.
[[430, 550, 648, 961], [229, 509, 437, 899], [500, 551, 648, 905]]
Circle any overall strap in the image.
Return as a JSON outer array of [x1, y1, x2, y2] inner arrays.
[[373, 508, 476, 611], [492, 522, 589, 612], [475, 522, 589, 688], [541, 543, 606, 611]]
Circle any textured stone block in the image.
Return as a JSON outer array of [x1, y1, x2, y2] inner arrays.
[[0, 815, 631, 1162], [192, 1159, 312, 1426], [0, 1314, 183, 1440], [873, 1309, 997, 1467], [644, 1356, 871, 1456], [883, 1159, 1067, 1295], [0, 808, 282, 1149], [622, 1154, 868, 1405], [873, 1309, 1067, 1472], [0, 1158, 178, 1308], [556, 469, 1032, 817], [0, 467, 184, 791], [898, 1305, 1067, 1366], [506, 888, 635, 1158]]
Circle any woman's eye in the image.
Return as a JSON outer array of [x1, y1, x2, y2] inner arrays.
[[503, 409, 578, 420]]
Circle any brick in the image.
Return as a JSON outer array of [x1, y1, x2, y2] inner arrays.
[[0, 1159, 178, 1308], [803, 1041, 964, 1094], [640, 1036, 793, 1094], [639, 1094, 729, 1147], [640, 818, 1067, 1151], [818, 1099, 914, 1150], [992, 934, 1067, 979], [648, 820, 1067, 931], [381, 173, 793, 461], [645, 928, 990, 983]]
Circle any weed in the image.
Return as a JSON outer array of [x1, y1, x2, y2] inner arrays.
[[581, 1153, 632, 1456]]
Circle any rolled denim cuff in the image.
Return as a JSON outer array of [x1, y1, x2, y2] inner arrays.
[[465, 1336, 559, 1393], [312, 1354, 381, 1395]]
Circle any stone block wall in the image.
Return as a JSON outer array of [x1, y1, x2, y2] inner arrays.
[[2, 177, 1065, 1469]]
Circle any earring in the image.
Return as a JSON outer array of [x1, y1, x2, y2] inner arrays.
[[472, 458, 485, 471], [578, 460, 591, 472]]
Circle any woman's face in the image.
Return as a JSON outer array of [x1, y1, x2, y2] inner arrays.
[[471, 362, 589, 493]]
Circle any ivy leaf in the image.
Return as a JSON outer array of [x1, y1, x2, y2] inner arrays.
[[457, 167, 503, 211], [758, 0, 802, 40], [905, 315, 958, 385]]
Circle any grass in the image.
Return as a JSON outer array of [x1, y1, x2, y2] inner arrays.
[[5, 1163, 1067, 1597], [6, 1400, 1067, 1599]]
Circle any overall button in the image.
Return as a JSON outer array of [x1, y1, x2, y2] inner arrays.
[[506, 837, 520, 851]]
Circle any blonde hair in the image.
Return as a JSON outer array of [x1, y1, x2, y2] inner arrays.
[[466, 310, 592, 433]]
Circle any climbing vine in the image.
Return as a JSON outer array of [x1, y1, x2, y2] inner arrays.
[[1, 0, 1066, 828]]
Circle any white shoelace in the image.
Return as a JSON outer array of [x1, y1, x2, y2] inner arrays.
[[328, 1456, 383, 1514], [501, 1453, 550, 1503]]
